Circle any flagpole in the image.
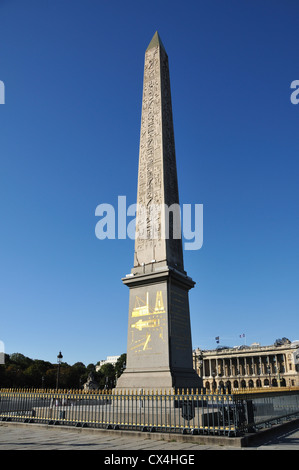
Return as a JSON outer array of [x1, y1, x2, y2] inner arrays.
[[239, 333, 246, 345]]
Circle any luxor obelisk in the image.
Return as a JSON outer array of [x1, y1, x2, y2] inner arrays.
[[116, 32, 202, 391]]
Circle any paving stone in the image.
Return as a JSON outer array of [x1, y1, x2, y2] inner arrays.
[[1, 422, 299, 450]]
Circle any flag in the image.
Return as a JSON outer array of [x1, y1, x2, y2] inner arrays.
[[240, 333, 245, 338]]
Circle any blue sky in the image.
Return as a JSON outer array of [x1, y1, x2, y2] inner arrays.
[[0, 0, 298, 366]]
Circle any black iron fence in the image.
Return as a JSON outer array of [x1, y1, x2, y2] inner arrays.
[[1, 387, 299, 437]]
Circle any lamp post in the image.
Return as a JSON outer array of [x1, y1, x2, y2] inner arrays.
[[198, 357, 203, 379], [56, 351, 63, 390]]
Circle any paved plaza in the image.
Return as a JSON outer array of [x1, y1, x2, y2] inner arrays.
[[1, 421, 299, 451]]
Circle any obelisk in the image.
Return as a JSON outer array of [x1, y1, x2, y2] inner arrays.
[[116, 32, 202, 391]]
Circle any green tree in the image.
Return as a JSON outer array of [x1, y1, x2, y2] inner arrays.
[[115, 353, 126, 379], [45, 368, 57, 389], [99, 363, 115, 389], [9, 353, 33, 370], [70, 362, 87, 388], [5, 364, 26, 387]]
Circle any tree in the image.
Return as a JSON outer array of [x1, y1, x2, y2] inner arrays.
[[9, 353, 33, 370], [0, 353, 128, 389], [99, 363, 115, 389], [24, 364, 42, 388], [4, 364, 26, 387], [45, 368, 57, 389], [115, 354, 126, 379]]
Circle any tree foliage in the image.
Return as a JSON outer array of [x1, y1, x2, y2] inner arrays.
[[0, 352, 126, 389]]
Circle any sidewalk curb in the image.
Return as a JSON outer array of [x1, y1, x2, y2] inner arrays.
[[1, 421, 245, 447], [2, 417, 299, 448]]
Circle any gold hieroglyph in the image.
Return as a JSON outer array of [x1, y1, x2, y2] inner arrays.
[[130, 291, 165, 352]]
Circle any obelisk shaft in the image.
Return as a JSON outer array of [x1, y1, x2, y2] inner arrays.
[[133, 32, 184, 274]]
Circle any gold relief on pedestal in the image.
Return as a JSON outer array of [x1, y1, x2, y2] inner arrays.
[[129, 291, 166, 353]]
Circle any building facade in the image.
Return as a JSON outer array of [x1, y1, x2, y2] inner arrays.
[[96, 355, 120, 371], [193, 340, 299, 392]]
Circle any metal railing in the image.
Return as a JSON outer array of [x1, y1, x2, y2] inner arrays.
[[233, 388, 299, 432], [1, 388, 299, 436]]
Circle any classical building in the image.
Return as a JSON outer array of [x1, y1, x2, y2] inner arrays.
[[193, 339, 299, 392], [96, 355, 120, 371]]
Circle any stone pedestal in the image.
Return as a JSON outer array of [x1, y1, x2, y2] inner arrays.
[[116, 267, 202, 392]]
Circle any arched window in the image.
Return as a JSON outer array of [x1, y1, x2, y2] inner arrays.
[[226, 381, 232, 394], [219, 381, 225, 393]]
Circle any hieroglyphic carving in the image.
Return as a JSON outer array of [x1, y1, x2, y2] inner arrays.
[[135, 46, 162, 259], [160, 48, 184, 269], [134, 40, 184, 271]]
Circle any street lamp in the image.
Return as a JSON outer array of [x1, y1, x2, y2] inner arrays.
[[104, 376, 109, 390], [56, 351, 63, 390]]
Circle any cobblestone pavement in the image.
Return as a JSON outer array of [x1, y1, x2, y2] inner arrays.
[[0, 422, 299, 451]]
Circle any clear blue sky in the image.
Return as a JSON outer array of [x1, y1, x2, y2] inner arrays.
[[0, 0, 298, 366]]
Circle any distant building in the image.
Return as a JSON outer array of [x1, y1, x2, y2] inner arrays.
[[193, 339, 299, 391], [96, 355, 120, 371]]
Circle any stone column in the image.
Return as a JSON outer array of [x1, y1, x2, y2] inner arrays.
[[116, 32, 202, 392]]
